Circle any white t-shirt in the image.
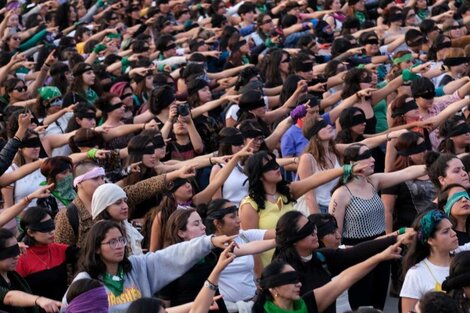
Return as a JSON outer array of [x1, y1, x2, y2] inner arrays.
[[400, 258, 449, 300], [219, 229, 266, 302]]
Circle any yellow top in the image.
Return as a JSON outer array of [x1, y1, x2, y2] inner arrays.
[[240, 195, 294, 266]]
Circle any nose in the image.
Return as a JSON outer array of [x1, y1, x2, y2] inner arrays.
[[450, 228, 457, 237]]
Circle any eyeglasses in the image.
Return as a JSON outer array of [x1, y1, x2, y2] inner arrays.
[[14, 86, 27, 92], [101, 236, 127, 249]]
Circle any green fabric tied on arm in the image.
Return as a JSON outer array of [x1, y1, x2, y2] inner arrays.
[[402, 68, 419, 82]]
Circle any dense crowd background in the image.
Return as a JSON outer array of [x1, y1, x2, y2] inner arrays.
[[1, 0, 470, 312]]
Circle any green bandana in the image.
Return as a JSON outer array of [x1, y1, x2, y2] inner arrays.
[[418, 210, 447, 244], [417, 9, 428, 21], [38, 86, 62, 101], [393, 53, 413, 65], [256, 4, 267, 14], [355, 11, 366, 24], [264, 300, 308, 313], [106, 33, 122, 39], [86, 88, 98, 105], [102, 267, 125, 296], [51, 174, 76, 206], [444, 191, 470, 215]]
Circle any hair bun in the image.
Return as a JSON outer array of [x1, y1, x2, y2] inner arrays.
[[425, 151, 440, 168]]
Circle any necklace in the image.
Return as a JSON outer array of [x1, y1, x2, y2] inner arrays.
[[265, 192, 279, 202], [28, 247, 51, 270]]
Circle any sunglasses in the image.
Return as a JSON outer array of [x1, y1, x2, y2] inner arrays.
[[262, 18, 272, 24], [14, 86, 27, 92]]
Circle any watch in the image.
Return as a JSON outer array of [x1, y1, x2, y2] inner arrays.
[[204, 280, 218, 291]]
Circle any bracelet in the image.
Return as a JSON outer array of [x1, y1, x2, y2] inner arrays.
[[13, 135, 22, 142], [398, 227, 406, 235], [34, 296, 41, 306], [209, 157, 214, 166], [24, 195, 32, 203], [206, 279, 218, 289], [87, 148, 98, 160], [386, 133, 390, 141]]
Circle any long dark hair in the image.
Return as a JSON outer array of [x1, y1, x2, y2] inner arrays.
[[244, 151, 295, 211], [202, 199, 232, 234], [19, 207, 51, 246], [127, 298, 164, 313], [336, 107, 366, 144], [272, 211, 305, 269], [263, 49, 289, 87], [425, 151, 459, 189], [252, 261, 289, 313], [437, 184, 470, 236], [401, 210, 449, 279], [125, 134, 157, 185], [438, 115, 470, 154], [79, 221, 132, 278], [443, 251, 470, 312], [341, 68, 372, 99], [332, 143, 367, 192]]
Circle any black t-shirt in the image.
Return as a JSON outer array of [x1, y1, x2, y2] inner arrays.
[[456, 230, 470, 246], [382, 179, 436, 229]]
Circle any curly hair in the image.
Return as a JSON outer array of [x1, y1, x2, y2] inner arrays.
[[244, 151, 295, 211]]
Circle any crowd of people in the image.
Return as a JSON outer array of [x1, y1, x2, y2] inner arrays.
[[1, 0, 470, 312]]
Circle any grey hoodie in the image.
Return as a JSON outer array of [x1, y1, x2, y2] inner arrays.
[[62, 235, 214, 313]]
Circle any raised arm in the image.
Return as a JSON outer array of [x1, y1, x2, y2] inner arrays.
[[370, 165, 427, 190]]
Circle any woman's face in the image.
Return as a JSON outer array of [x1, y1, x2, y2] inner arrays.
[[261, 157, 282, 184], [145, 75, 154, 90], [173, 120, 188, 136], [399, 58, 413, 71], [449, 24, 464, 39], [82, 70, 96, 86], [404, 108, 421, 123], [405, 10, 418, 26], [244, 136, 263, 152], [108, 97, 125, 120], [428, 219, 459, 252], [231, 142, 244, 154], [279, 53, 290, 74], [353, 0, 365, 10], [79, 173, 105, 197], [77, 4, 87, 18], [121, 87, 134, 108], [441, 158, 470, 188], [55, 168, 72, 182], [321, 229, 341, 248], [447, 186, 470, 218], [0, 238, 19, 273], [217, 207, 241, 236], [106, 198, 129, 222], [20, 144, 40, 162], [331, 0, 341, 10], [409, 138, 426, 165], [294, 216, 319, 253], [98, 227, 126, 265], [174, 181, 193, 202], [29, 215, 55, 245], [416, 0, 427, 9], [10, 81, 28, 100], [250, 106, 267, 119], [355, 146, 375, 176], [8, 14, 19, 27], [69, 6, 78, 22], [77, 115, 97, 129], [197, 86, 212, 104], [178, 212, 206, 241], [317, 123, 335, 141], [364, 39, 379, 56], [350, 113, 366, 136], [142, 145, 157, 168], [450, 122, 470, 148], [271, 265, 302, 301], [260, 15, 273, 33]]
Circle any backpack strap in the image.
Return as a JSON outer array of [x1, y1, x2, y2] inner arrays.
[[66, 203, 79, 239]]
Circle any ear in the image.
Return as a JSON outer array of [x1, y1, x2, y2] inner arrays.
[[26, 229, 35, 237], [438, 175, 446, 187], [177, 230, 186, 240], [213, 219, 222, 231]]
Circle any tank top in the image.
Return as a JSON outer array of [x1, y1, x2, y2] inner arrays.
[[342, 182, 385, 239], [315, 159, 340, 207], [220, 163, 249, 206]]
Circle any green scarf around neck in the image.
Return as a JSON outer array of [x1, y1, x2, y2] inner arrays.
[[102, 266, 125, 296], [264, 299, 308, 313]]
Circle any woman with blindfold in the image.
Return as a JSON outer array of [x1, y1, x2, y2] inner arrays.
[[16, 207, 78, 302], [329, 143, 427, 309], [439, 48, 469, 87], [95, 93, 159, 150], [159, 207, 274, 311], [148, 141, 255, 252], [400, 210, 459, 313], [442, 251, 470, 312], [0, 228, 62, 313], [438, 115, 470, 155], [255, 240, 401, 313], [438, 184, 470, 245], [240, 150, 368, 266], [203, 199, 276, 309], [2, 130, 45, 232]]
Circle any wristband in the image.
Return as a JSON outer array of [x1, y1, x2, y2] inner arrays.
[[398, 227, 406, 235], [209, 157, 214, 166], [204, 280, 218, 291], [13, 136, 22, 142], [402, 68, 419, 82], [87, 148, 98, 160], [121, 57, 130, 68], [342, 164, 353, 184], [310, 18, 319, 28]]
